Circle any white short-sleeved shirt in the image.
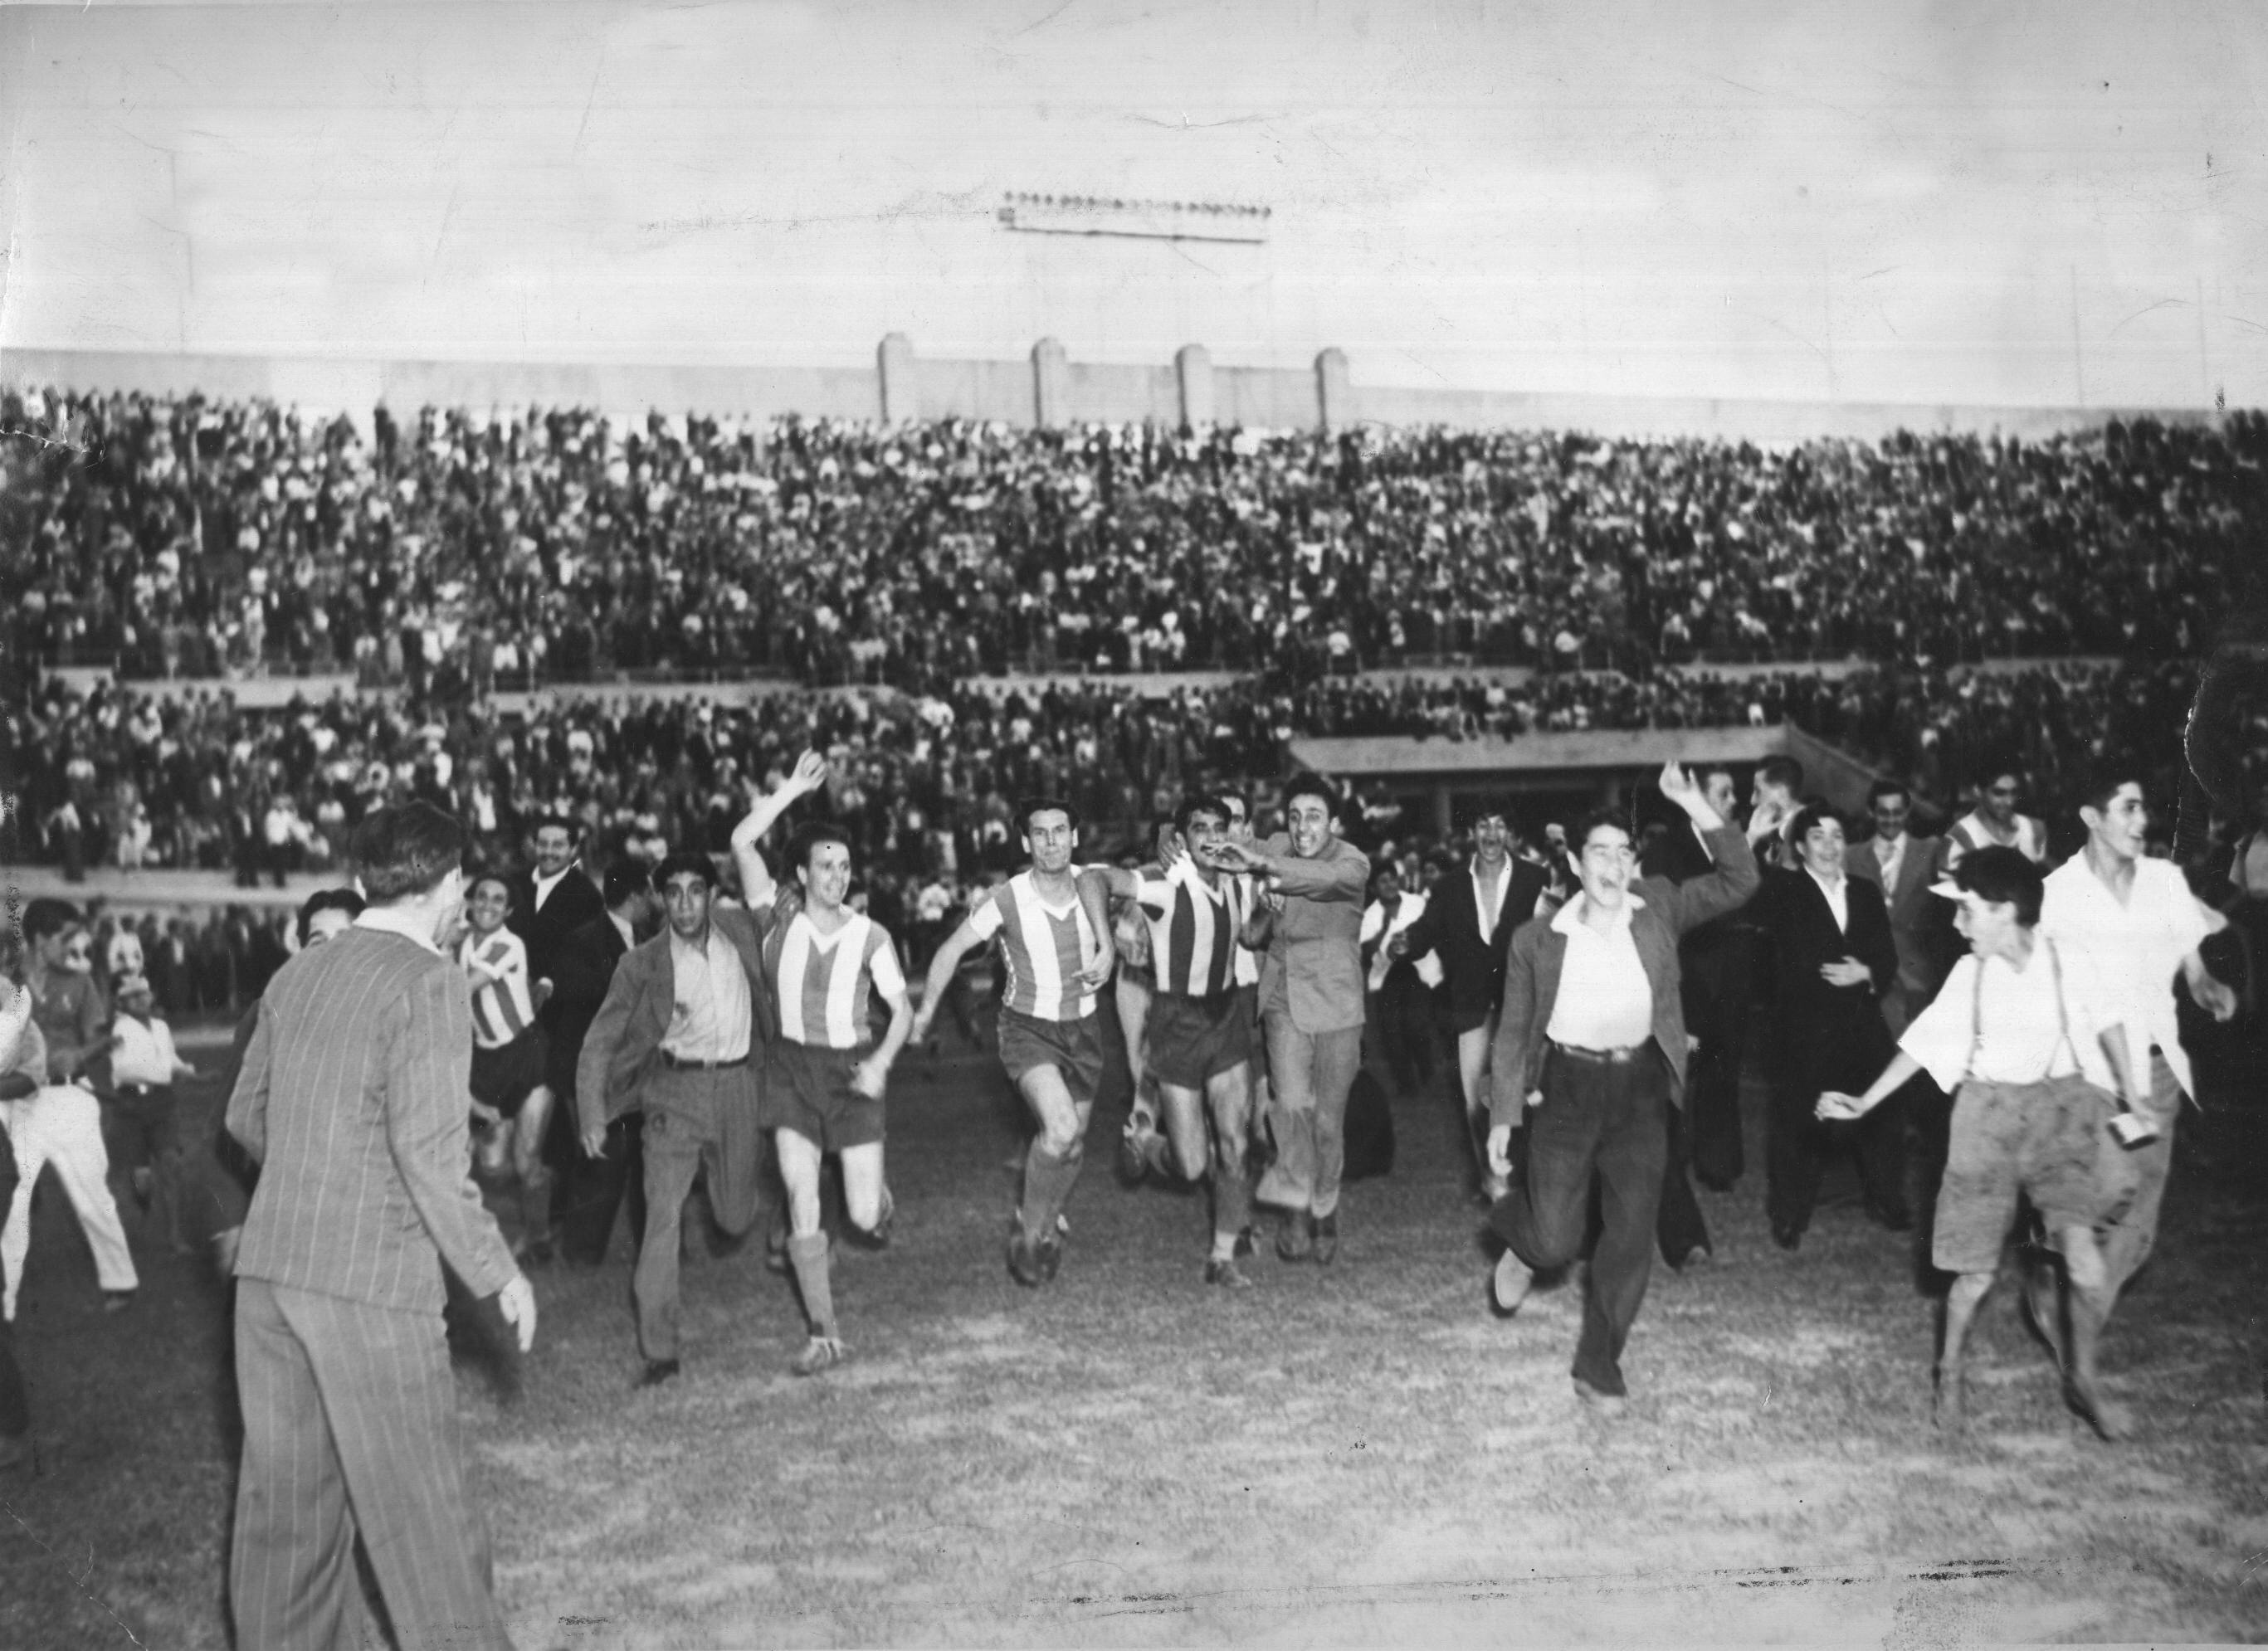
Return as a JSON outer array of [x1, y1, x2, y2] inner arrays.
[[2039, 855, 2212, 1101], [1897, 940, 2116, 1095]]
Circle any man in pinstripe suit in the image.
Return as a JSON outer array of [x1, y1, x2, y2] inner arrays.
[[227, 802, 536, 1651]]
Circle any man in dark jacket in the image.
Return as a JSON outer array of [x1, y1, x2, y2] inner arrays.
[[548, 862, 656, 1267], [1391, 801, 1549, 1202], [1755, 806, 1906, 1250], [1485, 762, 1759, 1410]]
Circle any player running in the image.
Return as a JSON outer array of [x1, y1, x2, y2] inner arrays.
[[912, 799, 1114, 1288], [1090, 795, 1262, 1287], [729, 757, 912, 1376]]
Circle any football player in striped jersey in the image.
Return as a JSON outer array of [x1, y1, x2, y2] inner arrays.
[[912, 799, 1115, 1288], [456, 870, 558, 1262], [1091, 795, 1262, 1286], [734, 782, 913, 1378]]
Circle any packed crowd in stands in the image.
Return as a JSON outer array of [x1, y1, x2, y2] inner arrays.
[[7, 384, 2262, 920], [5, 386, 2262, 689]]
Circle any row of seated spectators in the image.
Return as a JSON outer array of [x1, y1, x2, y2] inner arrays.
[[5, 385, 2261, 691], [7, 660, 2230, 885]]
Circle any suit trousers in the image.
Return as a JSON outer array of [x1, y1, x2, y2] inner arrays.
[[1, 1087, 139, 1319], [1682, 938, 1752, 1190], [1656, 1103, 1711, 1267], [554, 1113, 646, 1267], [230, 1278, 512, 1651], [1766, 1075, 1908, 1237], [1260, 1018, 1363, 1219], [1368, 972, 1435, 1093], [635, 1065, 765, 1362], [1488, 1049, 1670, 1397]]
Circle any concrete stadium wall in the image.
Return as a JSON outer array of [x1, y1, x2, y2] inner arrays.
[[0, 343, 2218, 441]]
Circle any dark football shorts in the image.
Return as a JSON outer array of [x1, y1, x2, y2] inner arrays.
[[470, 1025, 550, 1117], [997, 1006, 1105, 1107], [763, 1039, 886, 1152], [1145, 989, 1253, 1091]]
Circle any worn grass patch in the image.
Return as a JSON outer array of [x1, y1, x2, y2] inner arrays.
[[2, 1035, 2263, 1646]]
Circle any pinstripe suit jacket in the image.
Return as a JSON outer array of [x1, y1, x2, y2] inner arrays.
[[227, 925, 517, 1314]]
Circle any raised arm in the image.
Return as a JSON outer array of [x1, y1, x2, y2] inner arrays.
[[1654, 762, 1760, 934], [729, 750, 831, 913]]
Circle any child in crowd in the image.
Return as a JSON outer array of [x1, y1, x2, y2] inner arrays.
[[108, 973, 198, 1253]]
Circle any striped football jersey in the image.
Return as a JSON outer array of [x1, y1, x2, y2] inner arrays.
[[765, 910, 905, 1050], [1136, 864, 1253, 999], [458, 928, 535, 1050], [966, 870, 1101, 1022]]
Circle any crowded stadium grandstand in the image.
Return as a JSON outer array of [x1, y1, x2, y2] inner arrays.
[[5, 387, 2262, 885]]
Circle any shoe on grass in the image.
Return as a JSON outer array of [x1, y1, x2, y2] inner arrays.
[[1491, 1250, 1532, 1316], [1114, 1125, 1149, 1188], [1313, 1211, 1339, 1266], [791, 1337, 846, 1377], [1573, 1377, 1627, 1418], [1006, 1220, 1044, 1288], [639, 1358, 681, 1389], [1275, 1214, 1314, 1263], [1203, 1257, 1255, 1289]]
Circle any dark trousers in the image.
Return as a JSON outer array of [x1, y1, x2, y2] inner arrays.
[[1656, 1102, 1710, 1267], [1488, 1049, 1670, 1397], [1682, 946, 1751, 1190], [1766, 1079, 1908, 1237], [1369, 971, 1436, 1094], [554, 1113, 646, 1267]]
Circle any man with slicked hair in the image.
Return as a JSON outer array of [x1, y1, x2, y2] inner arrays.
[[1213, 774, 1370, 1265], [227, 802, 534, 1651]]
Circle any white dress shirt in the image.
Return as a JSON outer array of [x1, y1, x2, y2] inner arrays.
[[1544, 895, 1654, 1051], [533, 864, 578, 913], [2040, 855, 2212, 1104], [110, 1013, 186, 1088], [1361, 893, 1442, 990], [663, 925, 753, 1063], [1874, 832, 1907, 894], [1805, 867, 1850, 933]]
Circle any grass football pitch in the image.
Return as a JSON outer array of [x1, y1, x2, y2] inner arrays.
[[2, 1031, 2264, 1647]]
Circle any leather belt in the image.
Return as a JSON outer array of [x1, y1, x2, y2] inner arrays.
[[660, 1050, 748, 1071], [1549, 1040, 1644, 1066]]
